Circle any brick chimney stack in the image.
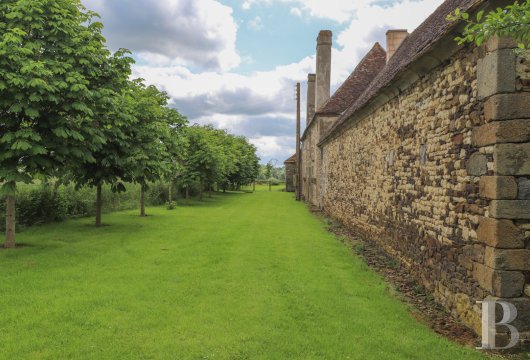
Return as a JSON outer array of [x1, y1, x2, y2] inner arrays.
[[306, 74, 316, 126], [386, 29, 408, 62], [315, 30, 332, 111]]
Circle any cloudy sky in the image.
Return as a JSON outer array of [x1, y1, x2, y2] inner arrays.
[[82, 0, 443, 164]]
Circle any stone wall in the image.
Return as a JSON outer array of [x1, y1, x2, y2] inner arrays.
[[285, 161, 296, 192], [319, 39, 530, 341], [301, 123, 318, 205], [302, 114, 337, 207]]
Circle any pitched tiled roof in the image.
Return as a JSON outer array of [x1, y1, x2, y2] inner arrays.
[[302, 42, 387, 140], [319, 0, 484, 145], [317, 42, 387, 115], [284, 154, 297, 164]]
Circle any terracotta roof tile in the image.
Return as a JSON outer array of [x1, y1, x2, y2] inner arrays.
[[284, 154, 297, 164], [317, 42, 387, 115]]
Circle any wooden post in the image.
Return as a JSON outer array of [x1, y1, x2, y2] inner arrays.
[[296, 82, 302, 201], [95, 184, 103, 227], [140, 185, 146, 217]]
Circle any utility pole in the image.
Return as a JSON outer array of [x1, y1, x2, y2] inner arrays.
[[295, 82, 301, 201]]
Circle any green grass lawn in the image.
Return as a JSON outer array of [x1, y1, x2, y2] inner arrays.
[[0, 185, 491, 359]]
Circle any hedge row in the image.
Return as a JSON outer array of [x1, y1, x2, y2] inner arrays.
[[0, 182, 173, 232]]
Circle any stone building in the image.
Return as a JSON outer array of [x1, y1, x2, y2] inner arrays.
[[301, 38, 387, 207], [284, 154, 297, 192], [300, 0, 530, 343]]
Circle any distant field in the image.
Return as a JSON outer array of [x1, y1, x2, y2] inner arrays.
[[0, 185, 490, 359]]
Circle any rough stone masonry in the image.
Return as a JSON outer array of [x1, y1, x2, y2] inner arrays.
[[300, 0, 530, 344]]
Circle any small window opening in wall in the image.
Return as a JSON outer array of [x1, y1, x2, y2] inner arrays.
[[387, 149, 395, 167], [420, 144, 427, 165]]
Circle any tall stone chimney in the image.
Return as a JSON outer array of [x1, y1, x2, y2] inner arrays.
[[306, 74, 316, 126], [315, 30, 332, 111], [386, 29, 408, 62]]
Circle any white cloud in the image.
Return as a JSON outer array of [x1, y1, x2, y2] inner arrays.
[[247, 0, 443, 88], [242, 1, 253, 10], [96, 0, 444, 162], [242, 0, 272, 10], [83, 0, 240, 71], [286, 0, 359, 23], [284, 0, 443, 24], [132, 56, 313, 120], [132, 55, 313, 162], [290, 7, 302, 17], [249, 136, 296, 162], [248, 16, 264, 30], [329, 0, 442, 84]]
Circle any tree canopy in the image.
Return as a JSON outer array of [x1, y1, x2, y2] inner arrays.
[[0, 0, 134, 245], [448, 0, 530, 50], [179, 125, 259, 199], [0, 0, 259, 247], [0, 0, 123, 191]]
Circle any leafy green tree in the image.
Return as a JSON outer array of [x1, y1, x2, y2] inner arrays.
[[209, 128, 235, 194], [237, 139, 260, 187], [265, 162, 274, 178], [181, 125, 223, 201], [176, 147, 195, 206], [0, 0, 122, 247], [265, 161, 275, 191], [160, 108, 188, 209], [448, 1, 530, 50], [126, 81, 180, 217], [179, 127, 260, 195], [219, 135, 259, 191], [257, 164, 285, 182], [67, 62, 137, 227]]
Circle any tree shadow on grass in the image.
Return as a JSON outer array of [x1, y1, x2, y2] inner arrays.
[[1, 243, 35, 250], [0, 190, 253, 255], [176, 191, 250, 208]]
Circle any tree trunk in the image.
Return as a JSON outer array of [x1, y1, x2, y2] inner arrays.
[[95, 184, 103, 227], [253, 182, 256, 192], [53, 179, 60, 195], [208, 185, 212, 198], [185, 187, 189, 206], [140, 185, 146, 217], [4, 183, 16, 249], [168, 180, 173, 208], [199, 182, 203, 201]]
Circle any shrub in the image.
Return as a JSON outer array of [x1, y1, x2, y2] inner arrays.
[[0, 182, 169, 232]]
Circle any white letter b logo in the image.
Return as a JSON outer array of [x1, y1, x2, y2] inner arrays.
[[477, 300, 519, 350]]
